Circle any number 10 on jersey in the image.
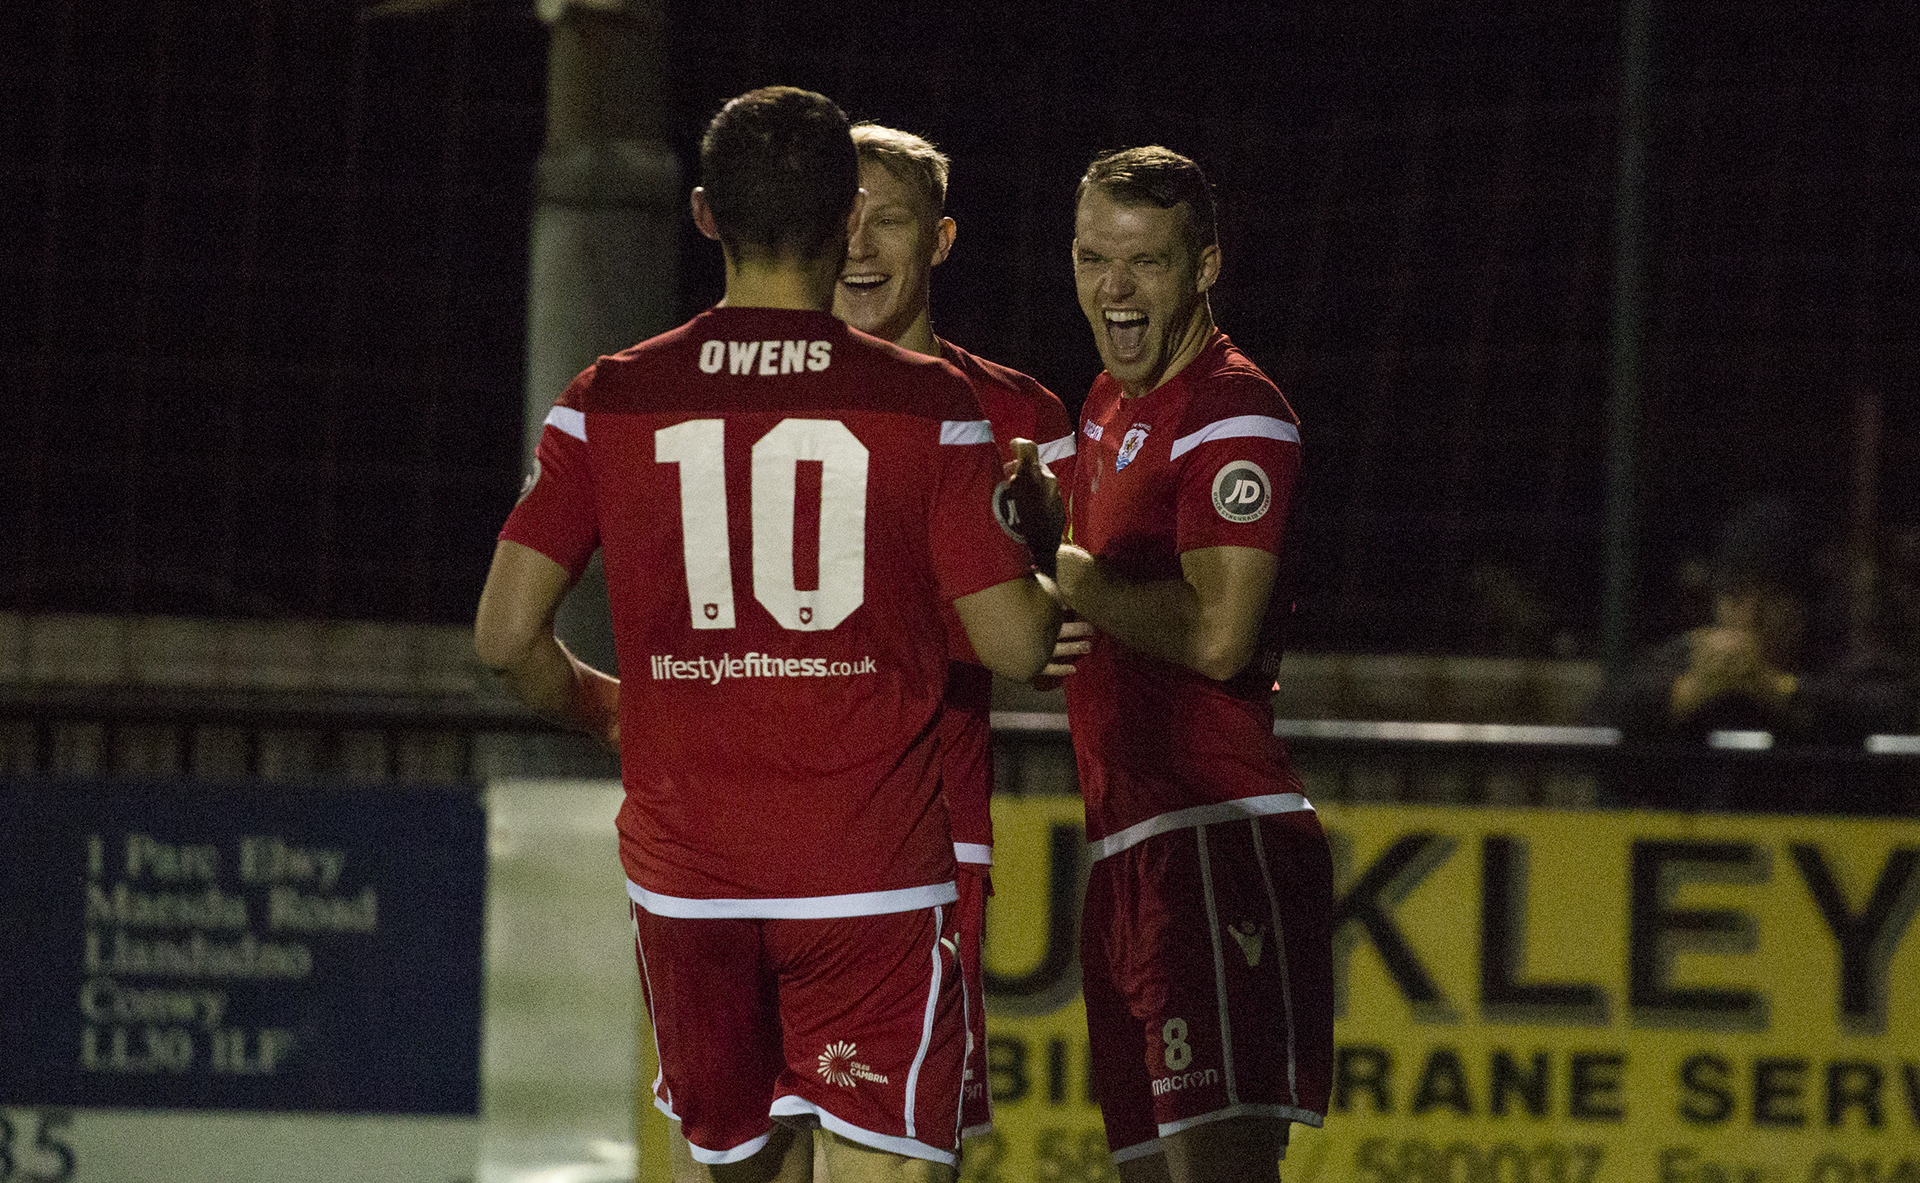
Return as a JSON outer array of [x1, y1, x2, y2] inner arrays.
[[655, 418, 869, 633]]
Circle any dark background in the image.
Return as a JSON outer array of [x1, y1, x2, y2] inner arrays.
[[3, 0, 1914, 655]]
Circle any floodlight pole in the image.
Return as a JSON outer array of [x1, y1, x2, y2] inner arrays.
[[525, 0, 679, 675], [1602, 0, 1653, 681]]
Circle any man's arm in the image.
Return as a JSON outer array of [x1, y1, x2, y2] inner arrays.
[[474, 539, 620, 749], [954, 574, 1062, 683], [1054, 542, 1277, 682]]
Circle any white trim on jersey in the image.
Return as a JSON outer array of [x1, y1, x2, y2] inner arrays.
[[626, 878, 958, 919], [1087, 792, 1315, 861], [631, 903, 675, 1120], [1195, 826, 1241, 1108], [683, 1125, 774, 1166], [1156, 1101, 1325, 1139], [1038, 433, 1078, 464], [769, 1095, 958, 1167], [1167, 414, 1298, 461], [544, 405, 587, 442], [953, 841, 993, 866], [1111, 1140, 1164, 1164], [940, 419, 993, 446], [1250, 821, 1302, 1108], [903, 903, 946, 1139], [956, 924, 980, 1142]]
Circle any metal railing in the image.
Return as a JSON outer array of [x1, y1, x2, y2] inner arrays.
[[990, 712, 1920, 817], [3, 691, 1915, 816]]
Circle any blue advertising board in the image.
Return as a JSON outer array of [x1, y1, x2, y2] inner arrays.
[[0, 778, 487, 1182]]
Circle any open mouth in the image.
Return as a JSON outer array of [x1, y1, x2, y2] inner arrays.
[[1104, 309, 1149, 360], [840, 272, 889, 293]]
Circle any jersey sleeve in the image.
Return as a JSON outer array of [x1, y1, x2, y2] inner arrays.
[[499, 370, 600, 579], [1171, 381, 1301, 557], [929, 415, 1036, 603], [1027, 380, 1079, 495]]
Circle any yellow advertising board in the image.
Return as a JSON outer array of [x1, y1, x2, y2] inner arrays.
[[974, 797, 1920, 1183]]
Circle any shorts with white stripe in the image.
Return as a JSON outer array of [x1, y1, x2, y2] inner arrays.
[[632, 901, 965, 1166], [1080, 808, 1333, 1161]]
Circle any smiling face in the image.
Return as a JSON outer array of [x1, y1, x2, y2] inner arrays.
[[1072, 187, 1219, 397], [834, 158, 952, 349]]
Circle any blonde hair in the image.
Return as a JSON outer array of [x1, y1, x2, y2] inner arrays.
[[851, 123, 951, 218]]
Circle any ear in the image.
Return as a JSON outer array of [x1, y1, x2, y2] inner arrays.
[[690, 187, 720, 241], [930, 216, 957, 268], [1195, 242, 1221, 295]]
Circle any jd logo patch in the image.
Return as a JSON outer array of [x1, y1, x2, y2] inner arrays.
[[1211, 460, 1272, 523]]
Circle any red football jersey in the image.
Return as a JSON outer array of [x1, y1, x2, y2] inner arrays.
[[935, 338, 1077, 865], [501, 307, 1034, 914], [1062, 332, 1308, 851]]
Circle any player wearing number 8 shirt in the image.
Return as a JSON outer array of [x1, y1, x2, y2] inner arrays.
[[475, 88, 1058, 1183], [1051, 148, 1334, 1183], [832, 122, 1078, 1144]]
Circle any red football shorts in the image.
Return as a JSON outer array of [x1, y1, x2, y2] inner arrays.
[[955, 862, 992, 1138], [1080, 807, 1334, 1164], [631, 898, 966, 1166]]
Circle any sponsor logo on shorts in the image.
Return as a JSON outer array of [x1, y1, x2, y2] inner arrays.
[[1151, 1067, 1222, 1097], [1116, 423, 1151, 471], [1211, 460, 1272, 523], [1227, 920, 1265, 966], [817, 1040, 890, 1088]]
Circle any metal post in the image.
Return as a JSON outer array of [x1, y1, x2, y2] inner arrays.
[[1601, 0, 1653, 681], [524, 8, 678, 1182], [526, 1, 680, 675]]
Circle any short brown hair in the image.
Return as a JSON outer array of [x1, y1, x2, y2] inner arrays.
[[1077, 146, 1217, 260], [851, 123, 951, 218], [699, 86, 858, 261]]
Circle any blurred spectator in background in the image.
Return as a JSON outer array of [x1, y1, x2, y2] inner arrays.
[[1466, 562, 1579, 658], [1590, 496, 1918, 812]]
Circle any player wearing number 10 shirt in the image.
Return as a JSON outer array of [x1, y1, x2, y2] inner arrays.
[[506, 307, 1027, 904], [476, 88, 1058, 1181]]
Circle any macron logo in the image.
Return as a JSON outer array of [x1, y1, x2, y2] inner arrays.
[[699, 339, 832, 376]]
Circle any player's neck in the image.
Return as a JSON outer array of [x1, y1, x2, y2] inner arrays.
[[719, 252, 842, 313], [891, 308, 939, 358]]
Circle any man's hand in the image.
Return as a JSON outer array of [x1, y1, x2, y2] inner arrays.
[[996, 438, 1064, 577], [1030, 616, 1096, 691], [1670, 624, 1796, 719]]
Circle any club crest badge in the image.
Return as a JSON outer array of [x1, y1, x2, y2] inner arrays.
[[1116, 424, 1151, 472], [1211, 460, 1272, 523]]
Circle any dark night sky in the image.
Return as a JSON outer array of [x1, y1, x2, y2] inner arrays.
[[2, 0, 1914, 654]]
